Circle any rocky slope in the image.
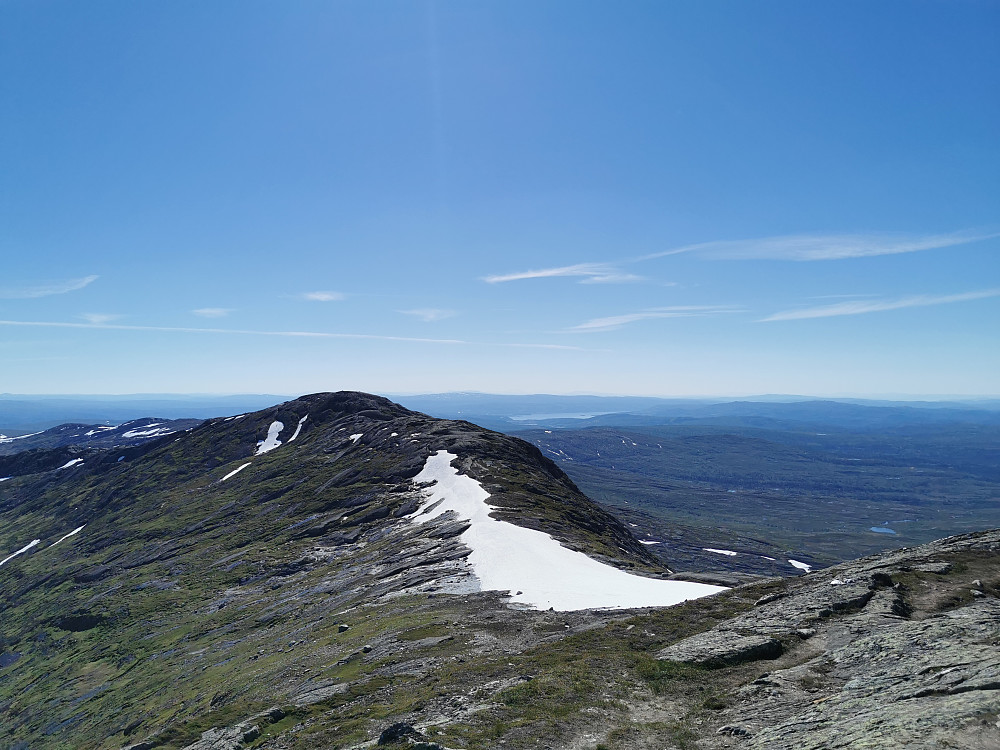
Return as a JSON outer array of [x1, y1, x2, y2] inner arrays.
[[0, 392, 996, 749]]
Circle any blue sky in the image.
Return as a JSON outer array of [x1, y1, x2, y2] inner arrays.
[[1, 1, 997, 397]]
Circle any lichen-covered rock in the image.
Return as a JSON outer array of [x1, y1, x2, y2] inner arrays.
[[741, 598, 1000, 749], [658, 632, 782, 666]]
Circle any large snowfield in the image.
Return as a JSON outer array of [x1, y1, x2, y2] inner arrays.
[[409, 450, 725, 611]]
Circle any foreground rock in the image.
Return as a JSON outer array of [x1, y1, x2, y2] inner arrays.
[[660, 528, 1000, 749]]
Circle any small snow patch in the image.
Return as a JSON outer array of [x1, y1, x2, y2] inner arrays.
[[287, 415, 308, 442], [761, 556, 776, 561], [255, 421, 285, 455], [0, 539, 41, 568], [0, 477, 11, 482], [50, 525, 86, 548], [58, 458, 84, 470], [221, 463, 252, 482], [639, 540, 661, 546], [0, 431, 43, 444], [703, 548, 738, 557], [349, 433, 363, 443], [788, 559, 812, 573], [120, 425, 174, 439]]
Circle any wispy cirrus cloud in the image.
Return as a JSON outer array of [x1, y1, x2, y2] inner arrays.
[[79, 313, 120, 325], [483, 263, 643, 285], [640, 230, 998, 262], [761, 288, 1000, 322], [398, 308, 457, 322], [484, 230, 996, 286], [300, 291, 345, 302], [0, 319, 584, 350], [0, 275, 99, 299], [192, 308, 233, 318], [569, 305, 742, 332]]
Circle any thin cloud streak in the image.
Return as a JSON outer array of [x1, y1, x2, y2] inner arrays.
[[300, 291, 345, 302], [193, 308, 233, 318], [398, 308, 457, 322], [0, 275, 99, 299], [79, 313, 120, 325], [570, 306, 742, 333], [639, 230, 998, 262], [0, 319, 583, 350], [484, 230, 995, 286], [761, 288, 1000, 322], [484, 263, 642, 284]]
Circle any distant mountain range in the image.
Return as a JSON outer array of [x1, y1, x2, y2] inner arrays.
[[0, 394, 286, 433], [392, 393, 1000, 433]]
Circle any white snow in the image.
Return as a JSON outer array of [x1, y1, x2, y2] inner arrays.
[[255, 421, 285, 455], [788, 559, 812, 573], [349, 433, 363, 443], [0, 431, 43, 443], [221, 463, 252, 482], [703, 548, 738, 557], [84, 427, 116, 436], [409, 450, 725, 611], [120, 426, 174, 439], [58, 458, 84, 470], [0, 477, 10, 482], [829, 578, 848, 586], [639, 540, 661, 546], [50, 525, 85, 548], [390, 432, 398, 437], [0, 539, 41, 567], [224, 414, 246, 421], [287, 415, 308, 442], [761, 556, 777, 561]]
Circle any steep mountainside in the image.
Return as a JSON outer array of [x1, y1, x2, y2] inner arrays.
[[1, 392, 996, 750]]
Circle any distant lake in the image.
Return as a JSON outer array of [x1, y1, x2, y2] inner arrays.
[[509, 412, 615, 421], [870, 527, 897, 535]]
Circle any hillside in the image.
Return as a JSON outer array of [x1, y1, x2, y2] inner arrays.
[[0, 392, 996, 749]]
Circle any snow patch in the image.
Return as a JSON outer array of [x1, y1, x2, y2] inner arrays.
[[50, 525, 85, 548], [0, 477, 10, 482], [287, 415, 308, 442], [409, 450, 725, 611], [120, 426, 174, 439], [788, 559, 813, 573], [255, 421, 285, 455], [639, 540, 661, 546], [761, 556, 777, 561], [58, 458, 84, 470], [221, 463, 252, 482], [349, 433, 363, 443], [0, 431, 43, 444], [703, 548, 738, 557], [0, 539, 41, 568]]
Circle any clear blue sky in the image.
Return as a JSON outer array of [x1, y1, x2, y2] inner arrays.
[[1, 1, 997, 397]]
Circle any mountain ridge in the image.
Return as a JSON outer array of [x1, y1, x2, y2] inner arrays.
[[1, 392, 996, 749]]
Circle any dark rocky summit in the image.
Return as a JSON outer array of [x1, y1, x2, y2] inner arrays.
[[0, 392, 996, 749]]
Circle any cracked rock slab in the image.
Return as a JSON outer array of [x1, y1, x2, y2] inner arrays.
[[658, 632, 782, 666]]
